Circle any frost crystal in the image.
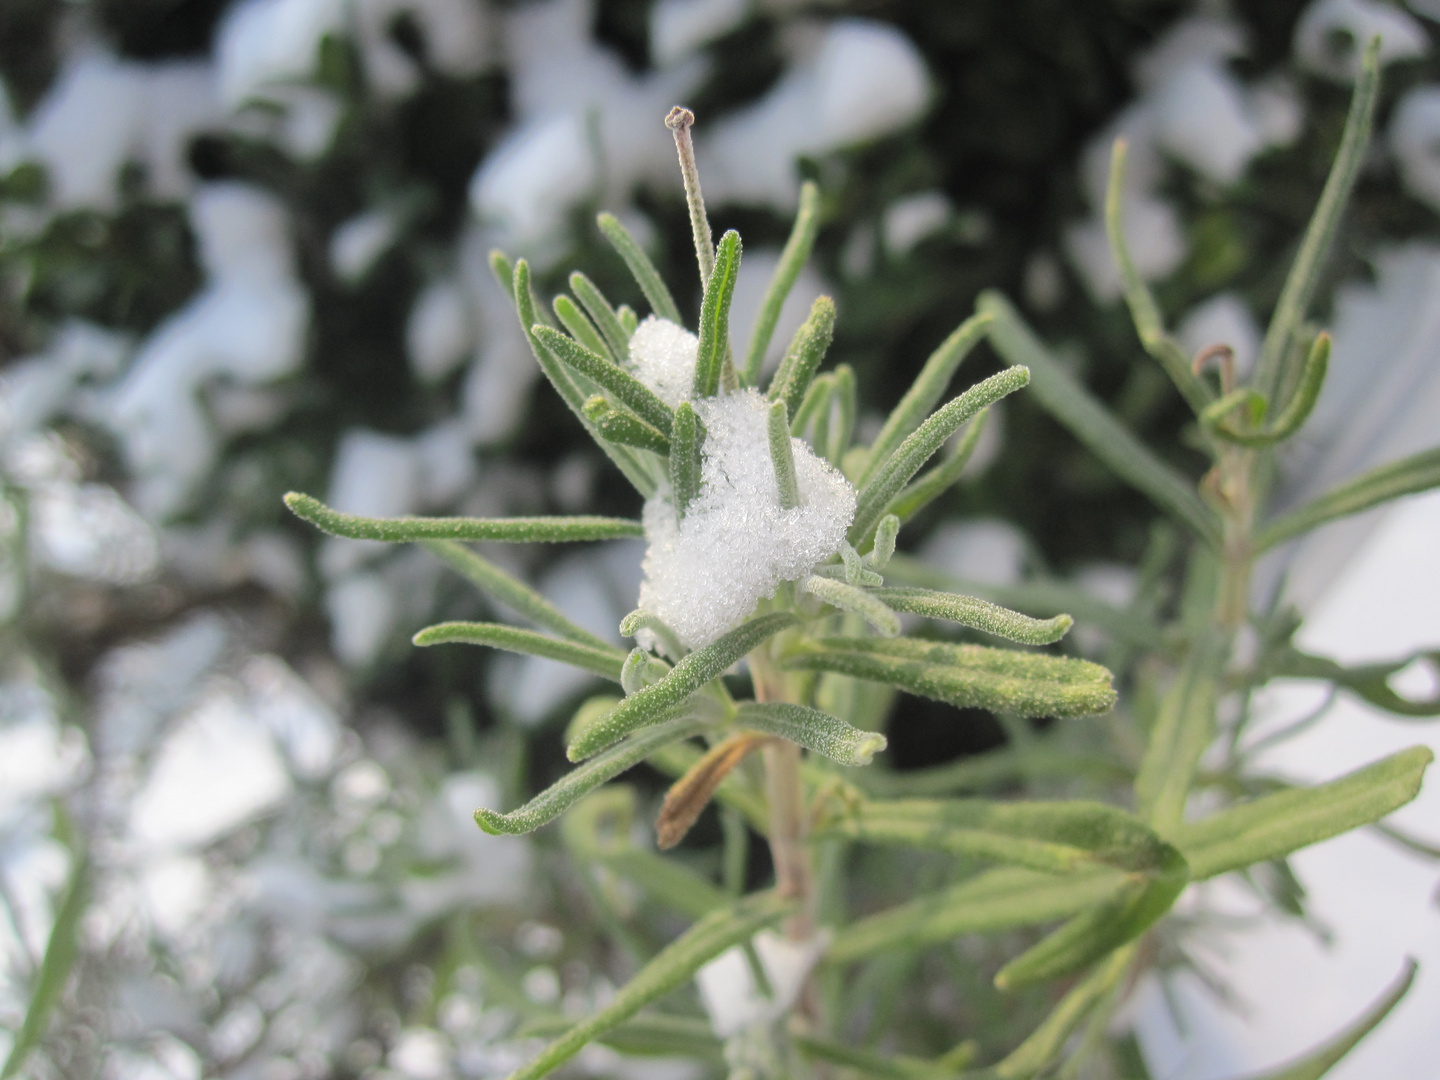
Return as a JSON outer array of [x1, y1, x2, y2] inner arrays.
[[627, 316, 699, 407], [639, 389, 856, 650]]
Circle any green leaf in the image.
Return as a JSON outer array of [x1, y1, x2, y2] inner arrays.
[[1268, 648, 1440, 717], [768, 399, 801, 509], [860, 311, 994, 486], [883, 554, 1168, 655], [284, 492, 643, 543], [553, 293, 615, 363], [867, 515, 900, 570], [827, 865, 1126, 962], [570, 271, 631, 360], [569, 612, 799, 761], [795, 1034, 977, 1079], [979, 291, 1223, 547], [767, 296, 837, 422], [421, 540, 612, 649], [871, 587, 1072, 645], [584, 396, 672, 455], [1254, 37, 1381, 403], [508, 259, 658, 496], [414, 622, 627, 681], [488, 248, 515, 293], [883, 409, 989, 523], [802, 577, 901, 636], [742, 180, 823, 384], [1234, 958, 1415, 1080], [1209, 333, 1329, 447], [1254, 446, 1440, 551], [669, 401, 704, 518], [518, 1013, 722, 1061], [1134, 640, 1221, 833], [828, 363, 856, 466], [621, 646, 670, 695], [2, 856, 87, 1079], [597, 212, 682, 324], [1105, 139, 1213, 415], [693, 230, 742, 398], [782, 637, 1116, 719], [475, 715, 714, 835], [501, 892, 795, 1080], [850, 367, 1031, 547], [734, 701, 888, 766], [857, 743, 1129, 799], [987, 945, 1135, 1079], [822, 798, 1177, 874], [534, 326, 675, 434], [992, 845, 1187, 988], [1174, 746, 1433, 880], [620, 609, 686, 661]]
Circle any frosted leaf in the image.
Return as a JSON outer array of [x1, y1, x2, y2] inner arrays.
[[628, 315, 699, 407], [639, 389, 856, 650]]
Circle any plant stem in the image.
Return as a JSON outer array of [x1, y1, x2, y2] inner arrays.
[[666, 106, 715, 289], [750, 645, 814, 940]]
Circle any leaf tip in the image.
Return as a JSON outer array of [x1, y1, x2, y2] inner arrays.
[[474, 808, 505, 835]]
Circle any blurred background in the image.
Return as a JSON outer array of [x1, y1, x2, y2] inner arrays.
[[1, 0, 1438, 1077]]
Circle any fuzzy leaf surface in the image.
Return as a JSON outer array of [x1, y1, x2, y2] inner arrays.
[[414, 622, 627, 681], [693, 230, 741, 398], [285, 493, 642, 543], [743, 181, 821, 384], [734, 702, 888, 766], [872, 587, 1071, 645], [535, 326, 675, 434], [569, 612, 799, 760], [422, 540, 611, 649], [782, 637, 1116, 719], [597, 212, 682, 324], [1173, 746, 1433, 880], [474, 716, 713, 835]]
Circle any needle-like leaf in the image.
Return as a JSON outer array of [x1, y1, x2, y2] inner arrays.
[[743, 180, 822, 384], [414, 622, 627, 681], [584, 396, 672, 455], [535, 326, 675, 434], [570, 271, 632, 360], [285, 492, 643, 543], [693, 230, 741, 399], [860, 311, 993, 486], [669, 402, 704, 519], [768, 400, 801, 509], [870, 587, 1072, 645], [767, 296, 837, 421], [597, 212, 683, 324], [734, 702, 888, 766], [569, 612, 798, 761], [849, 366, 1031, 547]]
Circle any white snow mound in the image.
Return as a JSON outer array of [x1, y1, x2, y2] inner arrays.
[[627, 315, 698, 408], [639, 389, 856, 650]]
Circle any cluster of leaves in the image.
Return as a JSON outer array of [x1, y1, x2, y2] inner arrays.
[[285, 43, 1437, 1080]]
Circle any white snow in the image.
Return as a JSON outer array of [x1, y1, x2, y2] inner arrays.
[[651, 0, 749, 68], [919, 519, 1027, 588], [695, 929, 829, 1037], [128, 686, 293, 851], [638, 389, 856, 650], [353, 0, 492, 99], [698, 20, 930, 210], [329, 209, 400, 283], [1390, 85, 1440, 212], [882, 191, 952, 256], [104, 184, 309, 518], [1064, 15, 1306, 301], [1294, 0, 1427, 83], [407, 278, 475, 383], [628, 316, 699, 407]]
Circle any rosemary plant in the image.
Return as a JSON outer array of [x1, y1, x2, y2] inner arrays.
[[286, 48, 1435, 1079]]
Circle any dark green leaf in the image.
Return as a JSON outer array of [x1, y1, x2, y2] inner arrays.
[[534, 326, 675, 434], [767, 296, 837, 422], [693, 230, 741, 398]]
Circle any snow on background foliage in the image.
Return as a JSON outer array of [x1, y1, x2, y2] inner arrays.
[[1, 0, 1439, 1076]]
